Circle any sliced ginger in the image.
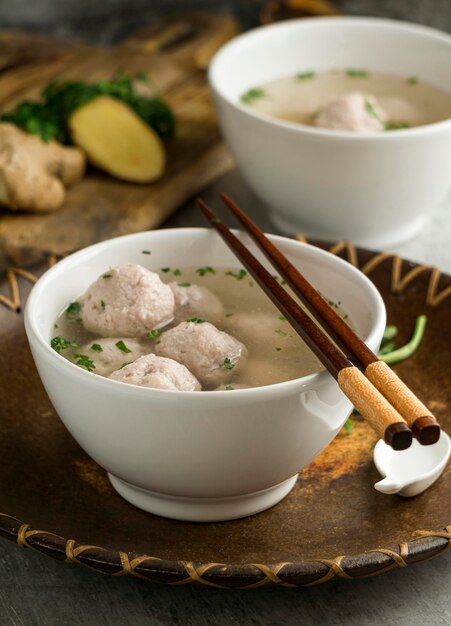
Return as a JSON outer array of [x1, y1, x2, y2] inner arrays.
[[69, 96, 166, 183], [0, 122, 85, 212]]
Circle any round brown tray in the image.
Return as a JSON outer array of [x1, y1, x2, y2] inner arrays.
[[0, 241, 450, 588]]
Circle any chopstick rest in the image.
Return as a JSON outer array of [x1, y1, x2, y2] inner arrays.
[[196, 197, 413, 451], [219, 192, 441, 445]]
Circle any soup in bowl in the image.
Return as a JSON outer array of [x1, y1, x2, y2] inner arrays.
[[25, 228, 385, 521], [209, 17, 451, 247]]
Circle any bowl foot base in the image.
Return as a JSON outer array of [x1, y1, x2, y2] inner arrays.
[[108, 473, 298, 522]]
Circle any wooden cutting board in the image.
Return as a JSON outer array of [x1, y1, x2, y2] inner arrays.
[[0, 13, 238, 273]]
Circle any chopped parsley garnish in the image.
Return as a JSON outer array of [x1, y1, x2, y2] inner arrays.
[[173, 268, 182, 276], [249, 281, 254, 287], [177, 282, 191, 287], [241, 88, 266, 104], [210, 217, 221, 224], [225, 385, 234, 391], [220, 357, 235, 370], [90, 343, 103, 352], [278, 315, 287, 321], [186, 317, 206, 324], [51, 336, 78, 353], [146, 329, 161, 339], [161, 267, 170, 273], [142, 250, 151, 255], [275, 329, 287, 336], [72, 353, 95, 371], [115, 340, 131, 354], [101, 300, 106, 310], [225, 313, 233, 318], [66, 301, 81, 316], [102, 273, 112, 279], [296, 71, 315, 81], [346, 69, 368, 78], [407, 76, 418, 85], [225, 269, 247, 280], [120, 362, 132, 369], [384, 120, 410, 130], [54, 323, 58, 329], [275, 347, 282, 352], [364, 97, 382, 122], [196, 266, 215, 277]]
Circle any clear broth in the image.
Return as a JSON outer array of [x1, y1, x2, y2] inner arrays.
[[54, 266, 352, 389]]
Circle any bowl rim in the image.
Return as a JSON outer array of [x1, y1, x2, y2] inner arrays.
[[209, 15, 451, 141], [24, 227, 386, 400]]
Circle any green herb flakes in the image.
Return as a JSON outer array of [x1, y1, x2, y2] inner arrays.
[[90, 343, 103, 352], [278, 315, 287, 321], [72, 353, 96, 371], [344, 418, 353, 434], [161, 267, 170, 273], [384, 120, 410, 130], [120, 362, 132, 369], [241, 88, 266, 104], [225, 385, 234, 391], [196, 266, 215, 277], [177, 282, 191, 287], [51, 336, 78, 353], [220, 357, 235, 370], [225, 313, 233, 318], [346, 69, 368, 78], [407, 76, 418, 85], [275, 347, 282, 352], [66, 301, 81, 316], [173, 268, 182, 276], [364, 97, 381, 121], [225, 269, 247, 280], [146, 329, 161, 339], [102, 273, 112, 279], [142, 250, 151, 255], [101, 300, 106, 310], [115, 340, 131, 354], [275, 329, 287, 336], [210, 217, 221, 224], [186, 317, 206, 324], [296, 71, 315, 81]]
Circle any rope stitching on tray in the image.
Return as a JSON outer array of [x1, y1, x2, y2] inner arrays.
[[1, 243, 451, 313], [3, 513, 449, 587]]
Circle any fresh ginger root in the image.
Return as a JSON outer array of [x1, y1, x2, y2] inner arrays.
[[69, 96, 166, 183], [0, 123, 85, 212]]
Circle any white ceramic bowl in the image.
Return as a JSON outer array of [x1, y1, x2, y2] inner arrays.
[[209, 17, 451, 248], [25, 228, 385, 522]]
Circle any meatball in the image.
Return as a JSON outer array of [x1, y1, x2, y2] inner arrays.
[[156, 321, 247, 388], [71, 337, 152, 377], [80, 264, 174, 337], [169, 282, 224, 325], [315, 92, 386, 132], [109, 354, 201, 391]]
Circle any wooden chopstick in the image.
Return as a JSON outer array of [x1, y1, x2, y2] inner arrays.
[[219, 193, 441, 446], [196, 197, 413, 451]]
